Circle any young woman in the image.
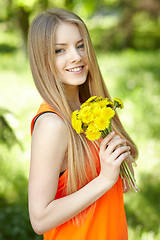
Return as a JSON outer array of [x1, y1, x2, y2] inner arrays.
[[28, 8, 138, 240]]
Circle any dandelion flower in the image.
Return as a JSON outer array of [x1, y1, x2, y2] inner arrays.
[[101, 107, 115, 119], [79, 106, 94, 123], [94, 115, 110, 130], [98, 98, 110, 108], [86, 96, 97, 103], [85, 123, 101, 141], [113, 98, 124, 109], [92, 106, 102, 118], [71, 111, 83, 133]]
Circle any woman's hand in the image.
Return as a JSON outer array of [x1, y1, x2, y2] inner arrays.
[[99, 132, 131, 187]]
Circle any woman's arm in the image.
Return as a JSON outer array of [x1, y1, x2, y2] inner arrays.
[[29, 113, 130, 234]]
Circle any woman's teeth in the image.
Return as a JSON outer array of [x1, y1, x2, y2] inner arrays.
[[67, 66, 83, 72]]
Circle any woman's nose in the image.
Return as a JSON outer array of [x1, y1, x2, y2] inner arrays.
[[69, 48, 82, 63]]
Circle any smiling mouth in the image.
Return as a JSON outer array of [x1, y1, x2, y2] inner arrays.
[[66, 66, 84, 72]]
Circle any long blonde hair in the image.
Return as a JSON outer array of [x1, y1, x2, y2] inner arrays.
[[28, 8, 138, 196]]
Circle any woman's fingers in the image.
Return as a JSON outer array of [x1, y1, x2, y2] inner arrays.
[[100, 133, 130, 165], [112, 145, 130, 160], [106, 138, 127, 155], [107, 135, 120, 145], [99, 131, 116, 153], [116, 151, 130, 166], [108, 135, 127, 147]]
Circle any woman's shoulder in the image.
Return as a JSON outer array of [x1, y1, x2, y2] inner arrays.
[[33, 111, 67, 140], [31, 102, 64, 134], [34, 111, 66, 133], [31, 103, 68, 150], [31, 112, 68, 174]]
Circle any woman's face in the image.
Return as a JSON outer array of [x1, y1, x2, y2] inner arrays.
[[54, 22, 88, 87]]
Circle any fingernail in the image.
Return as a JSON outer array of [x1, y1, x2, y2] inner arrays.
[[111, 131, 115, 135]]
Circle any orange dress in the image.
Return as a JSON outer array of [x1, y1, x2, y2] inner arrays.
[[31, 102, 128, 240]]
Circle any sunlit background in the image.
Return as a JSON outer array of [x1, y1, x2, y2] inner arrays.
[[0, 0, 160, 239]]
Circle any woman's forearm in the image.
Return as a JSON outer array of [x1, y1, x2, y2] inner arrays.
[[30, 175, 112, 235]]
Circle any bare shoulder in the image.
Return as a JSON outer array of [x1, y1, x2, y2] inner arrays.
[[33, 112, 67, 137], [30, 112, 68, 176], [32, 112, 68, 147]]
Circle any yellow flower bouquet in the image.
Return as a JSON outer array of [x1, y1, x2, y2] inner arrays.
[[71, 96, 139, 193]]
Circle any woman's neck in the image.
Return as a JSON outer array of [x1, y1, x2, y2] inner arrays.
[[64, 85, 81, 111]]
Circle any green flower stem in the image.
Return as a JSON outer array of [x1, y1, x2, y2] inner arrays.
[[120, 165, 133, 191], [121, 164, 135, 192], [108, 122, 112, 133], [113, 102, 118, 110], [119, 156, 139, 192], [123, 161, 139, 190], [121, 161, 139, 192]]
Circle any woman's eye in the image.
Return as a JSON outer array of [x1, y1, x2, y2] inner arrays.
[[55, 49, 64, 54], [78, 44, 84, 49]]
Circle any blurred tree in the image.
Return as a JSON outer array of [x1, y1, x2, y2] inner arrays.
[[0, 0, 50, 53], [0, 108, 20, 148], [118, 0, 160, 49], [64, 0, 74, 11], [72, 0, 100, 17], [16, 6, 31, 54], [138, 0, 160, 18], [88, 0, 160, 50], [0, 0, 160, 52], [117, 0, 136, 48]]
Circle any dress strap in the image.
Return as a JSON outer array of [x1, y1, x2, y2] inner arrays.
[[31, 102, 62, 135]]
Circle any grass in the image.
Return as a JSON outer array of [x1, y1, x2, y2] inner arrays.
[[0, 49, 160, 239]]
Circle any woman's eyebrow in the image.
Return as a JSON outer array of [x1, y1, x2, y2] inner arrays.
[[55, 39, 83, 46], [55, 43, 67, 46], [77, 39, 83, 43]]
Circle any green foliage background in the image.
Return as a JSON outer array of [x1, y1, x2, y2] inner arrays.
[[0, 0, 160, 239]]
